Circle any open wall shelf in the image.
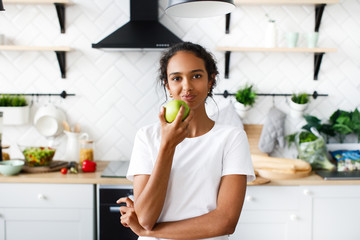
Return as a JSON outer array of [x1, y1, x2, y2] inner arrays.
[[225, 0, 339, 34], [0, 45, 72, 78], [216, 46, 337, 80], [3, 0, 71, 33], [234, 0, 338, 4]]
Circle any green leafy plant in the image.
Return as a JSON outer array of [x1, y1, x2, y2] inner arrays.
[[235, 84, 257, 107], [0, 95, 28, 107], [286, 108, 360, 144], [291, 93, 309, 104], [329, 108, 360, 143]]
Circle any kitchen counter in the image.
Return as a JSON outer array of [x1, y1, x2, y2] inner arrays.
[[1, 160, 360, 185], [1, 125, 359, 186], [0, 161, 132, 185]]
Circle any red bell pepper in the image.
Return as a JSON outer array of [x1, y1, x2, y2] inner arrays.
[[82, 160, 96, 172]]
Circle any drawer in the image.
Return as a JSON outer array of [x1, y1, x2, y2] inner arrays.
[[0, 183, 94, 208], [243, 186, 300, 210]]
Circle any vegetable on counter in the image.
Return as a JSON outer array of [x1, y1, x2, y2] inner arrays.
[[295, 129, 336, 171], [22, 146, 56, 167], [82, 160, 96, 172], [61, 168, 68, 174]]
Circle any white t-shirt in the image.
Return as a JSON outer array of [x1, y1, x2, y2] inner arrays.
[[127, 122, 255, 240]]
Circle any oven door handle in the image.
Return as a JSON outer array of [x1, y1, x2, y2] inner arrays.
[[109, 206, 121, 213]]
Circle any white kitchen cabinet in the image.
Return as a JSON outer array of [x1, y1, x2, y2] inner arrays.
[[0, 183, 95, 240], [230, 185, 360, 240], [306, 185, 360, 240], [230, 186, 310, 240]]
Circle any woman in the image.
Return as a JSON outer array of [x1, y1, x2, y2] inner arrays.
[[118, 42, 255, 240]]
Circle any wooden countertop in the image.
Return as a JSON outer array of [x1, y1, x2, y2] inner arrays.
[[1, 125, 359, 186], [0, 161, 132, 185], [1, 161, 359, 185]]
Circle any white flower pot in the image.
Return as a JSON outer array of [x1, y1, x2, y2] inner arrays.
[[0, 106, 30, 125], [289, 100, 308, 118], [234, 102, 251, 119]]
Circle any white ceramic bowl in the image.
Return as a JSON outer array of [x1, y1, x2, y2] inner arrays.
[[33, 104, 67, 137], [0, 160, 25, 176]]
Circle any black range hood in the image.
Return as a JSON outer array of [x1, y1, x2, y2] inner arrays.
[[92, 0, 182, 50]]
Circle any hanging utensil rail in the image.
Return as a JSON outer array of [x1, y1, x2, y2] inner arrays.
[[215, 90, 328, 99], [0, 91, 75, 99]]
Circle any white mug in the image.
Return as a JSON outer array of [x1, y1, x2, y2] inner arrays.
[[0, 34, 4, 45], [286, 32, 299, 48], [306, 32, 319, 48]]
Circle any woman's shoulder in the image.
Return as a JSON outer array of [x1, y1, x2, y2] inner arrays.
[[214, 122, 246, 134], [136, 122, 161, 139], [211, 122, 248, 141]]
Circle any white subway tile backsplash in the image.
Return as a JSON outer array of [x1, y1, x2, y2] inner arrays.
[[1, 0, 360, 160]]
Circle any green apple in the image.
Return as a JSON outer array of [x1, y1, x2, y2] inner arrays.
[[164, 100, 190, 123]]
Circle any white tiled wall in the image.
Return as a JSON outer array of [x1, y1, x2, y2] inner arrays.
[[1, 0, 359, 161]]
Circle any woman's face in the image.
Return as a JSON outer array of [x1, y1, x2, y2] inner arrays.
[[166, 51, 212, 110]]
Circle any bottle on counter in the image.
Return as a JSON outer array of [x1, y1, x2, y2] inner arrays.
[[1, 145, 10, 160], [79, 139, 94, 167]]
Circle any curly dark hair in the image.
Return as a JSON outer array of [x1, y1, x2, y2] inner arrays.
[[158, 42, 219, 99]]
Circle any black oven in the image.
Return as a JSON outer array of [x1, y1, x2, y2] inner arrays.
[[97, 185, 138, 240]]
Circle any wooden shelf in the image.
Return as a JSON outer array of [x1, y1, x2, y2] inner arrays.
[[3, 0, 70, 33], [216, 46, 336, 80], [4, 0, 70, 3], [216, 47, 337, 53], [0, 45, 71, 51], [0, 45, 71, 78], [234, 0, 339, 5]]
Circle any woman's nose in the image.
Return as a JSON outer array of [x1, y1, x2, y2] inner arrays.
[[182, 78, 193, 91]]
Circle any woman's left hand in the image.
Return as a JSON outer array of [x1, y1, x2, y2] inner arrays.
[[117, 197, 146, 236]]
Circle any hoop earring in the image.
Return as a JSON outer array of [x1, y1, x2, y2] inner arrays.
[[169, 93, 173, 98]]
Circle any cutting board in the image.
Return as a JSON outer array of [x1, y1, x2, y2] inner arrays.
[[244, 124, 311, 181], [22, 161, 68, 173], [244, 125, 271, 185]]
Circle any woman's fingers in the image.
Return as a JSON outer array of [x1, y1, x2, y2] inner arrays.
[[183, 108, 193, 124], [158, 106, 166, 124], [116, 197, 134, 207], [120, 214, 129, 227], [120, 207, 136, 228]]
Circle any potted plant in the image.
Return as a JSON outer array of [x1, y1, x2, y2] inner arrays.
[[234, 84, 257, 118], [289, 93, 310, 118], [0, 95, 30, 125]]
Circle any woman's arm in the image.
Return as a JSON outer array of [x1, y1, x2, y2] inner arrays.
[[132, 106, 193, 230], [120, 174, 247, 239]]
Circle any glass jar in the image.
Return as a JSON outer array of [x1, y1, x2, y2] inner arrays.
[[1, 145, 10, 160], [79, 140, 94, 166]]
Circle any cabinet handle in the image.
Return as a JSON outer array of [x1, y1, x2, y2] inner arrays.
[[246, 196, 254, 202], [290, 214, 298, 221], [303, 189, 312, 196], [37, 194, 46, 200]]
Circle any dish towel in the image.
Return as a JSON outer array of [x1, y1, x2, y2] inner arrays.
[[258, 107, 286, 154]]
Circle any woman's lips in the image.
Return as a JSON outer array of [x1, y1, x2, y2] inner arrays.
[[182, 95, 195, 102]]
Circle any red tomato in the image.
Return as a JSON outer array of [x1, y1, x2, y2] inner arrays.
[[60, 168, 68, 174]]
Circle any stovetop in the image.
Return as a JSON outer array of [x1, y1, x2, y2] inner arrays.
[[316, 170, 360, 180], [101, 161, 130, 178]]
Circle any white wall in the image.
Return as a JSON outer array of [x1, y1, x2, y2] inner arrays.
[[1, 0, 359, 161]]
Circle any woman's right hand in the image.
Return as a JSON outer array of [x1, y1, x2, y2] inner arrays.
[[159, 105, 193, 149]]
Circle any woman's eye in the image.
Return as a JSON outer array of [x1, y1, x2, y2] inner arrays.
[[193, 74, 202, 79], [172, 76, 181, 81]]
